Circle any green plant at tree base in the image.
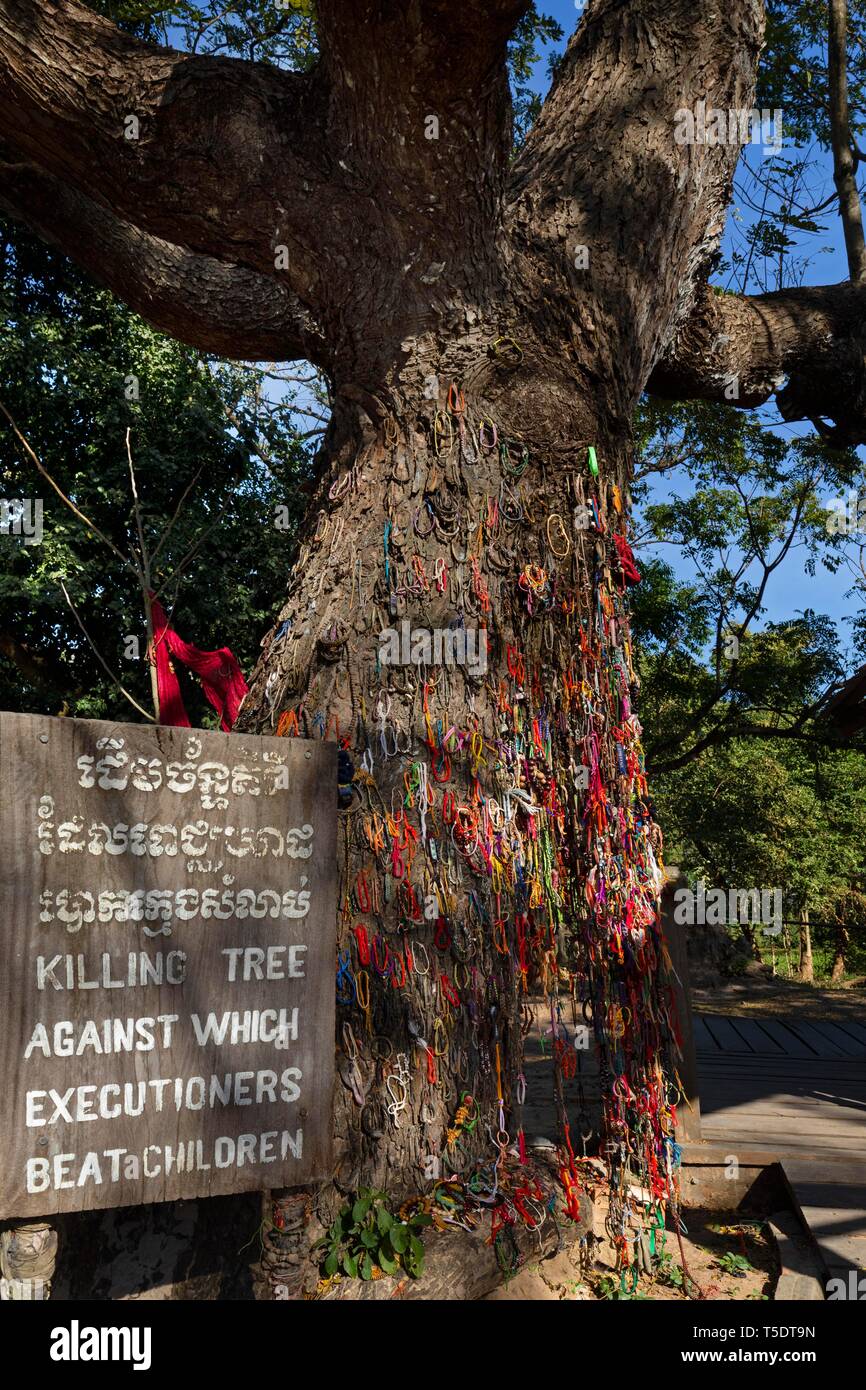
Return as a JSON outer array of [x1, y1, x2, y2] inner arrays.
[[654, 1251, 685, 1289], [715, 1251, 754, 1277], [595, 1272, 648, 1301], [314, 1189, 431, 1281]]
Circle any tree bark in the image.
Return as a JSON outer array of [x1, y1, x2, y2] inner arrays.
[[237, 368, 621, 1182], [828, 0, 866, 283], [830, 921, 849, 983], [798, 908, 814, 984], [318, 1198, 580, 1301], [648, 279, 866, 445], [0, 158, 329, 360]]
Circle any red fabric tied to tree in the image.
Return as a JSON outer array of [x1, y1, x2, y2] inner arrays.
[[150, 597, 248, 732], [613, 532, 641, 586]]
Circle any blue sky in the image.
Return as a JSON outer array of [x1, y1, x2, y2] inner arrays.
[[528, 2, 863, 658]]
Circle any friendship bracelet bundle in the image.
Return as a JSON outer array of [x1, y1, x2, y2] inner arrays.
[[265, 386, 684, 1277]]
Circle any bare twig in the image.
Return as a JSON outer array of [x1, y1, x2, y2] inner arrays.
[[0, 398, 138, 578], [59, 581, 155, 723], [150, 460, 208, 565], [157, 497, 236, 594], [126, 430, 160, 720]]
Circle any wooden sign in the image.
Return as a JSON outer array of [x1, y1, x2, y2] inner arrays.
[[0, 713, 337, 1218]]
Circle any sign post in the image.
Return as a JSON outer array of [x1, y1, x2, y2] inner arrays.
[[0, 713, 336, 1225]]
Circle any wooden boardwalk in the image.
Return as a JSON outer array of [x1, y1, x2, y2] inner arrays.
[[696, 1013, 866, 1283]]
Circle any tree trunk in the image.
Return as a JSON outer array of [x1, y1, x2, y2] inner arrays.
[[798, 908, 814, 984], [235, 365, 676, 1262], [829, 0, 866, 283], [830, 922, 849, 983], [738, 921, 761, 963]]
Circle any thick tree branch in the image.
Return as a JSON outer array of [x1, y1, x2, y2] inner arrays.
[[316, 0, 528, 108], [829, 0, 866, 283], [648, 279, 866, 445], [0, 156, 328, 362], [0, 0, 531, 379], [316, 0, 529, 62], [647, 716, 855, 775], [0, 0, 343, 331], [505, 0, 764, 421], [309, 0, 531, 364]]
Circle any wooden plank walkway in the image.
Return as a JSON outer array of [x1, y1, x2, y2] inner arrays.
[[696, 1012, 866, 1282]]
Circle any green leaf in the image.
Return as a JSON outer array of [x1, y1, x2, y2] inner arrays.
[[360, 1229, 378, 1249], [390, 1224, 409, 1254], [378, 1251, 398, 1275], [360, 1253, 373, 1281], [352, 1197, 372, 1224], [377, 1207, 394, 1235], [323, 1249, 339, 1277], [343, 1253, 359, 1278], [410, 1235, 425, 1262]]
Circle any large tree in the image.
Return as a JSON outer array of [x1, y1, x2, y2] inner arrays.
[[3, 0, 865, 1295]]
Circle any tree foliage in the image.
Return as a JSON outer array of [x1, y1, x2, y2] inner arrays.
[[0, 222, 314, 722]]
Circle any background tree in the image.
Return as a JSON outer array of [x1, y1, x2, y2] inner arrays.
[[632, 395, 866, 772], [655, 738, 866, 980], [0, 219, 315, 720]]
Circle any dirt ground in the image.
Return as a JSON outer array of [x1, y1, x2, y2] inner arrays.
[[486, 1197, 778, 1302], [486, 998, 781, 1302], [691, 974, 866, 1024]]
